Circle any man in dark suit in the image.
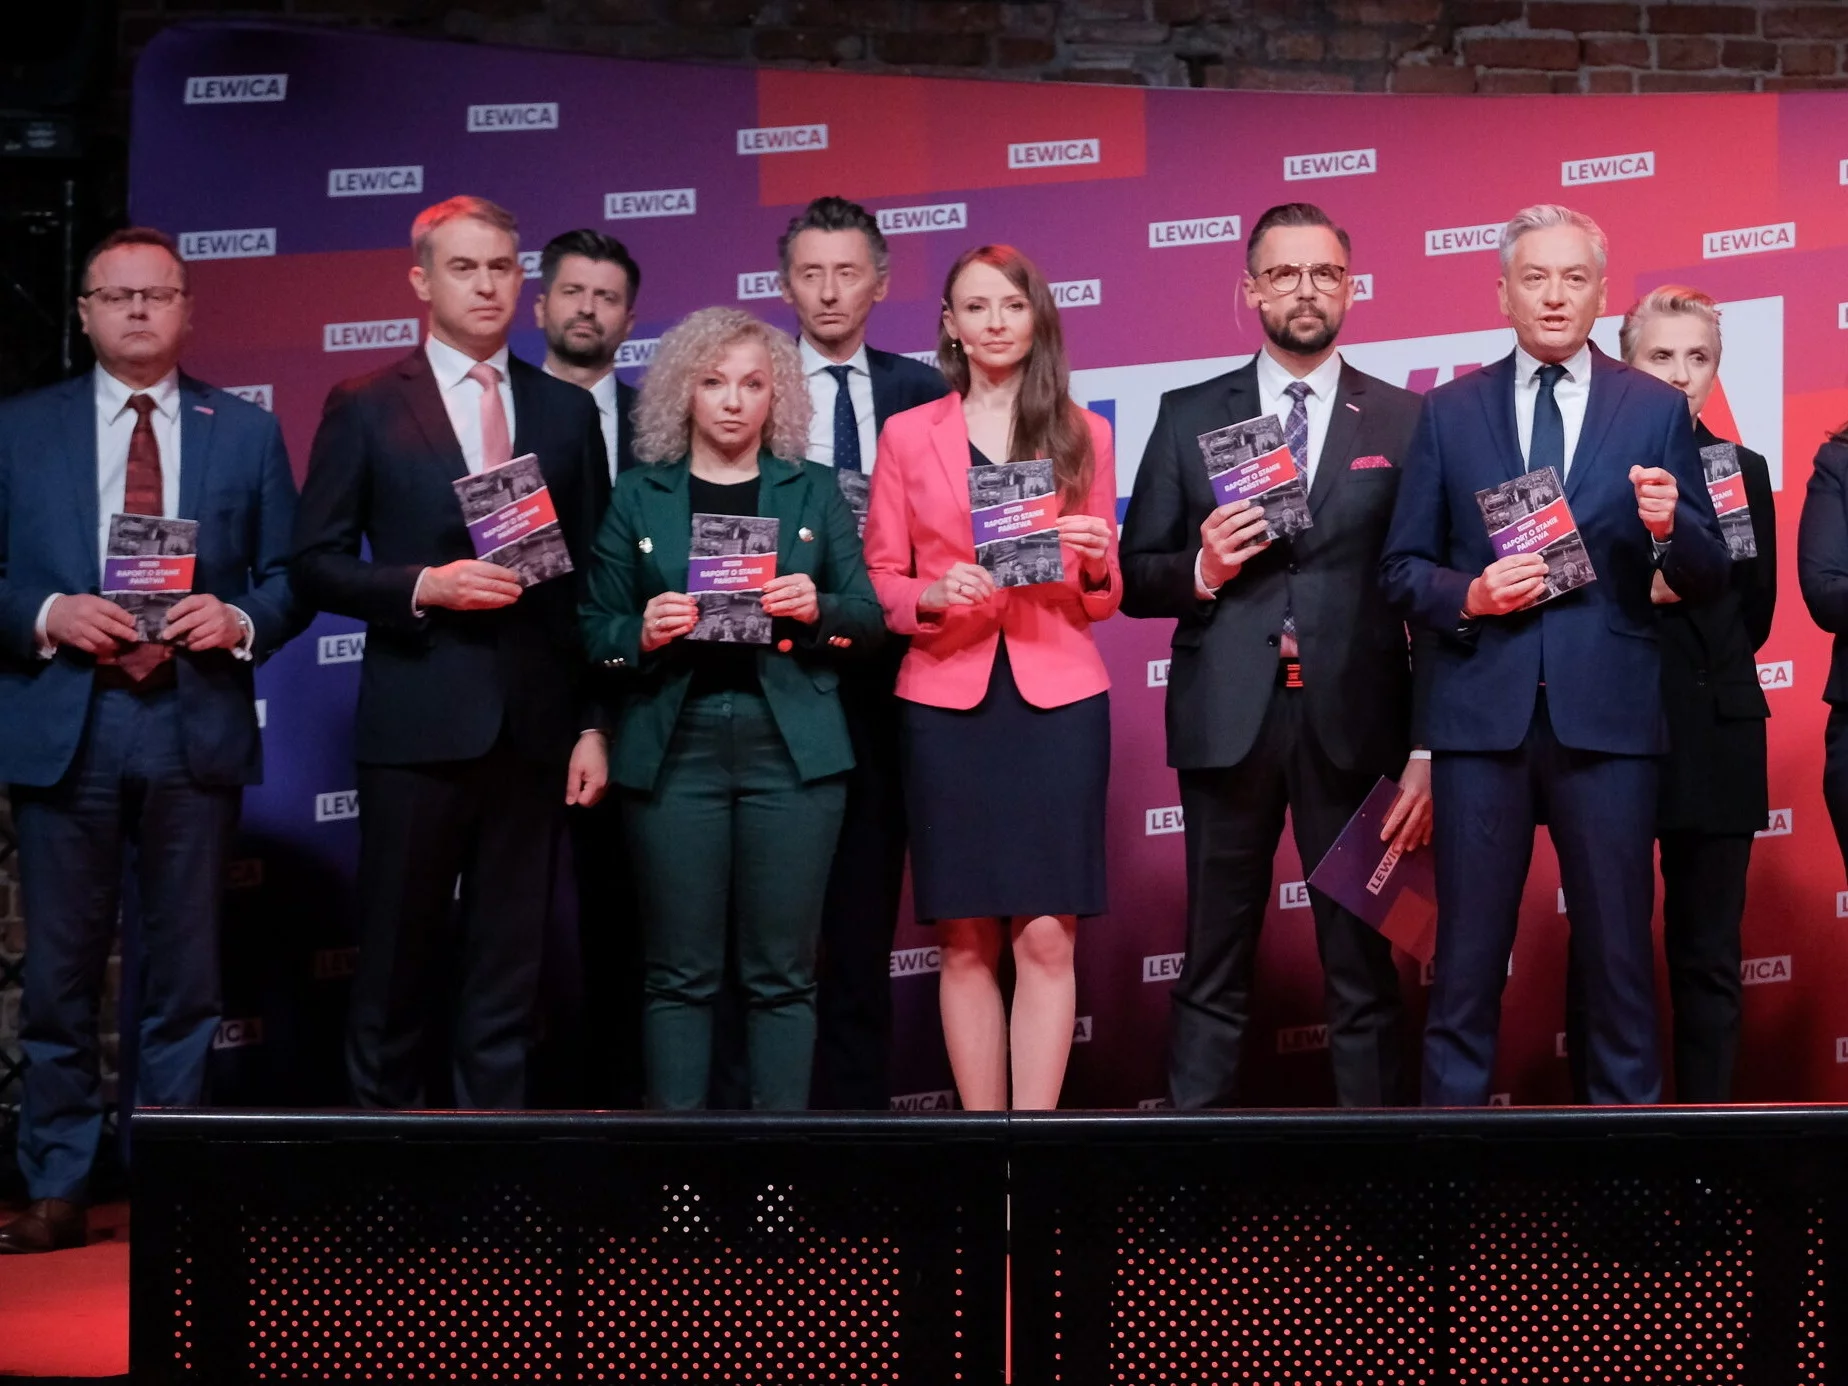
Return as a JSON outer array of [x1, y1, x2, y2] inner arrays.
[[1121, 202, 1429, 1109], [1381, 204, 1729, 1106], [534, 228, 641, 480], [0, 227, 305, 1251], [291, 196, 609, 1110], [778, 195, 949, 1110]]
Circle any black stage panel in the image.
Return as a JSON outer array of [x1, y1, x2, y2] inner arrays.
[[1009, 1108, 1848, 1386], [131, 1112, 1008, 1384]]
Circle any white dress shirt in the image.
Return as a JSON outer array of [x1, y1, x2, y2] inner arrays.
[[426, 334, 516, 475], [801, 337, 876, 471], [1513, 342, 1592, 477], [1196, 348, 1345, 598], [544, 362, 618, 483]]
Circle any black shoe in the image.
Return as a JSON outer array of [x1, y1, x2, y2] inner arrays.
[[0, 1198, 88, 1253]]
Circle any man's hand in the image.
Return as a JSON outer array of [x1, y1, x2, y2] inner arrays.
[[566, 730, 608, 807], [1464, 553, 1549, 617], [1380, 756, 1434, 854], [44, 594, 138, 655], [162, 593, 245, 651], [419, 559, 523, 611], [1198, 501, 1272, 590], [1630, 465, 1678, 541]]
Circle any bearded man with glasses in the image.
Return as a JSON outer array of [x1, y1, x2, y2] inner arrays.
[[0, 226, 307, 1251], [1121, 202, 1429, 1109]]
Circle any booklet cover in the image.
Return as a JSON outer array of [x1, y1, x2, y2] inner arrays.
[[1306, 776, 1437, 965], [835, 468, 871, 538], [1700, 442, 1757, 561], [1473, 465, 1595, 606], [1196, 414, 1313, 541], [687, 513, 778, 644], [969, 458, 1063, 588], [452, 453, 575, 587], [102, 513, 199, 641]]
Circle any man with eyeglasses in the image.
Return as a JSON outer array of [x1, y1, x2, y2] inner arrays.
[[1121, 202, 1428, 1109], [0, 226, 306, 1251]]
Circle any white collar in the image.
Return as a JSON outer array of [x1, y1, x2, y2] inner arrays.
[[800, 336, 870, 379], [426, 333, 511, 391], [1255, 346, 1343, 404], [1515, 341, 1593, 387], [95, 365, 180, 421], [544, 361, 617, 409]]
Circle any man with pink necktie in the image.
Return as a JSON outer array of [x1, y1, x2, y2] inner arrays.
[[291, 196, 608, 1109]]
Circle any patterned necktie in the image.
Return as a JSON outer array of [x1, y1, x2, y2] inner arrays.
[[467, 361, 512, 469], [825, 364, 861, 472], [1530, 363, 1567, 475], [117, 394, 173, 678], [1279, 381, 1312, 659]]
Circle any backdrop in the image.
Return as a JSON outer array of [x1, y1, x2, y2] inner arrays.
[[131, 21, 1848, 1108]]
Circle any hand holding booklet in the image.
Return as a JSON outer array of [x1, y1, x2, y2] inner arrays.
[[1306, 776, 1437, 965], [1473, 465, 1594, 607], [687, 513, 778, 644], [103, 513, 199, 641], [451, 453, 574, 586], [1196, 415, 1313, 541], [968, 458, 1063, 588]]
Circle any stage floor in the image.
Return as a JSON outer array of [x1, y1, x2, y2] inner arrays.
[[0, 1202, 129, 1380]]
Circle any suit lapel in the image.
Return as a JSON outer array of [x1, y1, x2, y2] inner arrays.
[[757, 452, 807, 569], [868, 349, 896, 432], [397, 349, 469, 483], [1309, 362, 1365, 517], [1568, 346, 1628, 505], [639, 458, 692, 586], [65, 377, 102, 585], [176, 375, 215, 521], [927, 393, 973, 520], [1474, 353, 1523, 483]]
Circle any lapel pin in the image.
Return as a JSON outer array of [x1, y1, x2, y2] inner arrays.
[[638, 536, 653, 554], [1345, 402, 1360, 413], [193, 405, 214, 415], [798, 526, 815, 543]]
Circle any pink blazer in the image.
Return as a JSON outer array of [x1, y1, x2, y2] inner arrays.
[[863, 392, 1122, 711]]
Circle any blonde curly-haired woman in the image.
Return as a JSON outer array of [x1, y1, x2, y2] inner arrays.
[[580, 307, 885, 1110]]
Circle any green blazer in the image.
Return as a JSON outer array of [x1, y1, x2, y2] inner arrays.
[[580, 452, 887, 792]]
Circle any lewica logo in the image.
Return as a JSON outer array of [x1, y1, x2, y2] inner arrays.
[[1741, 955, 1792, 985], [1073, 1016, 1094, 1044], [1704, 222, 1796, 259], [1425, 223, 1502, 256], [1278, 881, 1310, 910], [1145, 806, 1184, 836], [1758, 660, 1793, 690], [736, 123, 827, 155], [1277, 1023, 1330, 1055], [1050, 279, 1102, 309], [1147, 658, 1170, 687], [1283, 147, 1376, 181], [315, 790, 360, 823], [467, 102, 559, 132], [889, 946, 942, 978], [1008, 138, 1101, 169], [877, 202, 968, 236], [1562, 150, 1654, 186], [212, 1017, 266, 1050], [179, 228, 276, 261], [324, 319, 419, 353], [890, 1090, 956, 1111], [605, 188, 697, 220], [1149, 215, 1240, 249], [328, 165, 424, 198], [184, 73, 287, 104], [1757, 808, 1793, 838], [1352, 273, 1374, 302], [616, 338, 659, 370], [317, 632, 366, 664], [1142, 952, 1186, 983], [519, 252, 542, 281], [224, 384, 273, 411], [736, 271, 781, 301]]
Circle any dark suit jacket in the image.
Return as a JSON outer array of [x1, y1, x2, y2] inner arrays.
[[1798, 437, 1848, 706], [290, 347, 608, 767], [614, 377, 639, 479], [867, 346, 950, 430], [580, 453, 886, 792], [1657, 423, 1775, 836], [1119, 357, 1425, 777], [1381, 346, 1729, 755], [0, 372, 305, 788]]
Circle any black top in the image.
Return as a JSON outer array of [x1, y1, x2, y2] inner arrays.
[[970, 442, 995, 468], [686, 472, 764, 696]]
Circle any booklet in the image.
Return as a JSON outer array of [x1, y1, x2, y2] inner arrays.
[[687, 513, 778, 644], [1700, 442, 1757, 561], [1196, 415, 1313, 541], [835, 468, 871, 539], [969, 457, 1063, 588], [102, 513, 199, 641], [452, 453, 574, 587], [1306, 776, 1437, 965], [1473, 465, 1595, 607]]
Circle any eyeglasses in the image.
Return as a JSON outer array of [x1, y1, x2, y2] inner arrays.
[[1253, 263, 1348, 295], [80, 286, 187, 309]]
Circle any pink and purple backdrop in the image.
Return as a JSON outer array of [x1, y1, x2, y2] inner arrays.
[[136, 22, 1848, 1107]]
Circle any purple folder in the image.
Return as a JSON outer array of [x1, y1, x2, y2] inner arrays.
[[1306, 776, 1437, 964]]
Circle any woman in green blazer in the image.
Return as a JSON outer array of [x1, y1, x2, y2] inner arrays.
[[581, 307, 885, 1111]]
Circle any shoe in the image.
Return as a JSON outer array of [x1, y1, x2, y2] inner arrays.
[[0, 1199, 88, 1254]]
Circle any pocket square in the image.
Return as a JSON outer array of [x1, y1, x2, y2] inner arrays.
[[1350, 455, 1394, 470]]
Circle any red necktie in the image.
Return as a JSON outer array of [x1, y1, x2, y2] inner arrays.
[[115, 394, 173, 679]]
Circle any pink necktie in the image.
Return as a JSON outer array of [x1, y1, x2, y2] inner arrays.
[[467, 361, 512, 469]]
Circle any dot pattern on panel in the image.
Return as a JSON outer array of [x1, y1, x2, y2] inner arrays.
[[1798, 1212, 1828, 1380]]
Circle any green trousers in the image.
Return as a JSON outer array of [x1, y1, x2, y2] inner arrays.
[[621, 690, 847, 1111]]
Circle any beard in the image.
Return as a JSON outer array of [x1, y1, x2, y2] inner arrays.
[[1262, 303, 1340, 358], [547, 318, 614, 369]]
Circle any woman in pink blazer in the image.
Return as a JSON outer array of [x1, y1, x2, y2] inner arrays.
[[863, 244, 1121, 1111]]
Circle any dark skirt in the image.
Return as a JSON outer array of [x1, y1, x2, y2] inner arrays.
[[900, 638, 1110, 921]]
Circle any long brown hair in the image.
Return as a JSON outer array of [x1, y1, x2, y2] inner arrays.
[[937, 244, 1094, 511]]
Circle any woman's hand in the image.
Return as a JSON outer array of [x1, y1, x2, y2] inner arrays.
[[1057, 514, 1112, 584], [640, 592, 699, 651], [919, 561, 996, 614], [761, 573, 820, 625]]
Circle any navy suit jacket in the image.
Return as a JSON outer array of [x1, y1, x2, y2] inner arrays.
[[867, 346, 950, 431], [0, 372, 305, 788], [1380, 346, 1728, 755]]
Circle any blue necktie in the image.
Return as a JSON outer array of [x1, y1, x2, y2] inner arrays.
[[825, 364, 861, 472], [1530, 363, 1567, 475]]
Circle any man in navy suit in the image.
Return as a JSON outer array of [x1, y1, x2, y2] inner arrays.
[[0, 227, 304, 1251], [1380, 204, 1728, 1106], [534, 228, 642, 480], [778, 195, 949, 1109]]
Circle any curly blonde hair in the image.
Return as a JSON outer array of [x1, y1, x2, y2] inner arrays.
[[632, 307, 813, 464]]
